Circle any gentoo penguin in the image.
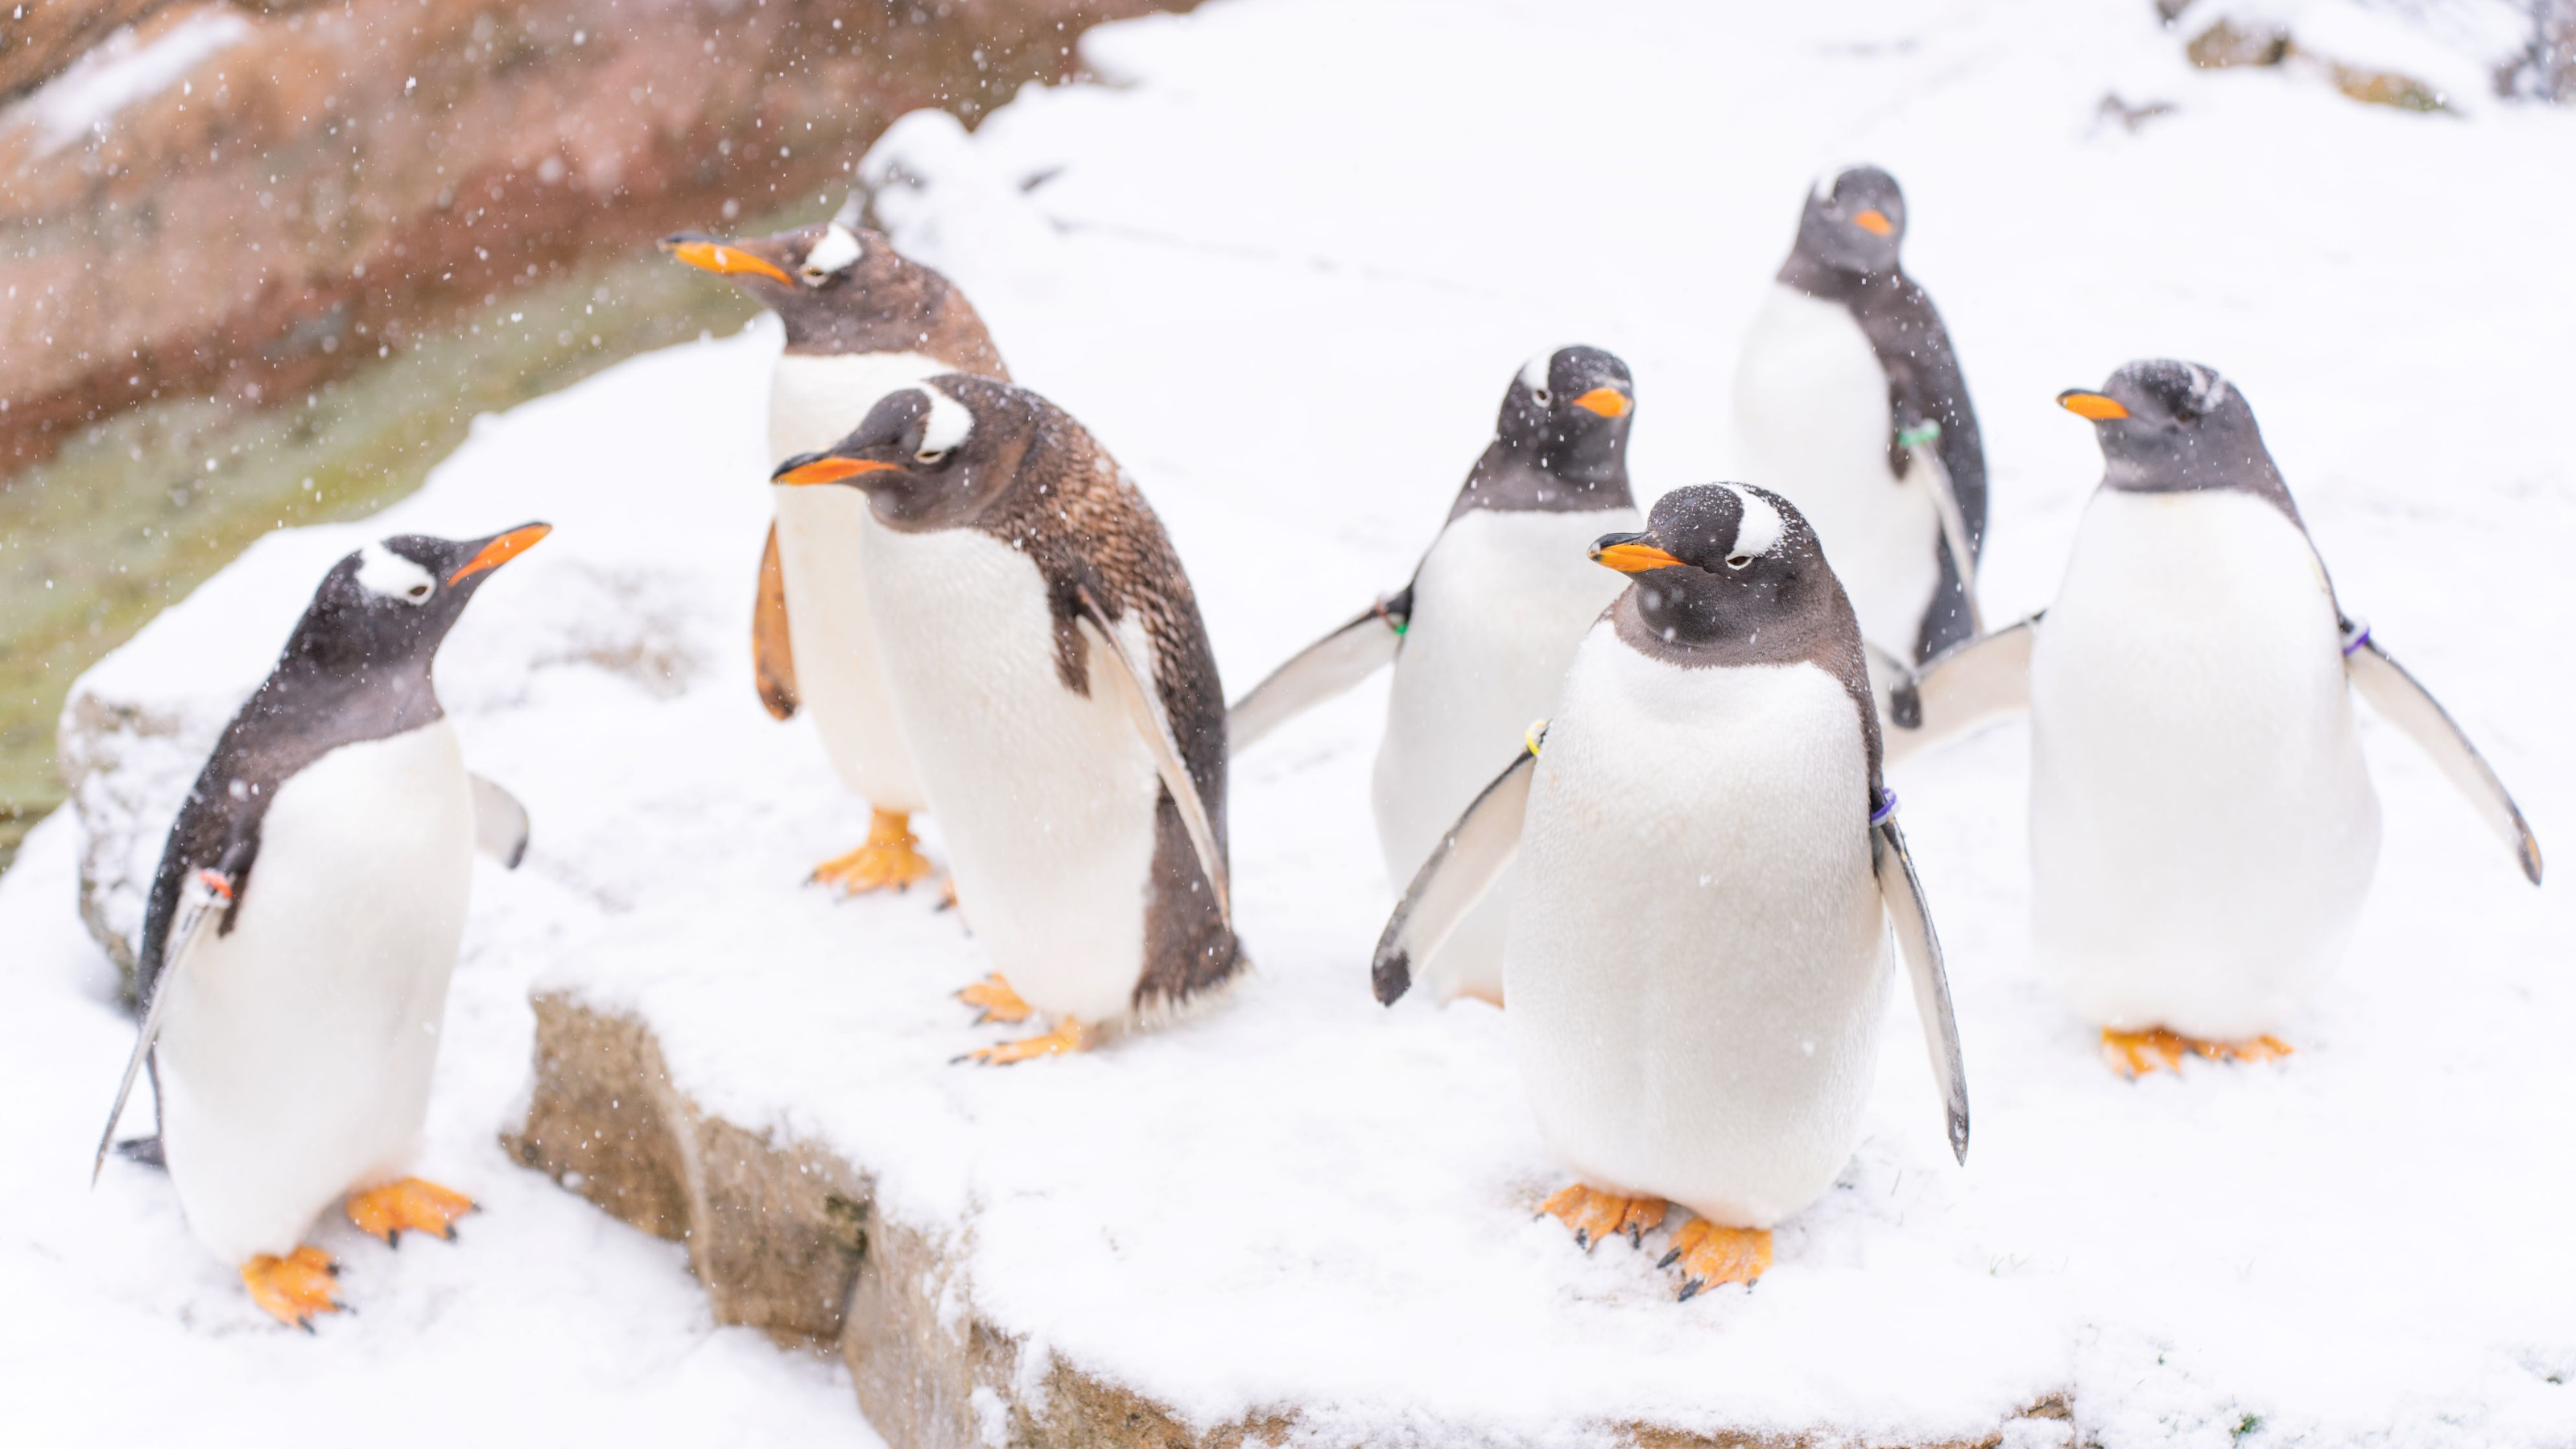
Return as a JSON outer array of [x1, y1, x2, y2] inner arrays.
[[1733, 164, 1987, 667], [773, 376, 1242, 1061], [1373, 485, 1968, 1294], [663, 201, 1009, 894], [93, 525, 548, 1328], [1905, 361, 2541, 1073], [1229, 346, 1641, 1005]]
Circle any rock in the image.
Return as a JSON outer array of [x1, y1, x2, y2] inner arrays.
[[506, 992, 868, 1343], [0, 0, 1199, 478], [2184, 14, 2454, 114], [511, 989, 2074, 1449], [2186, 17, 2292, 69]]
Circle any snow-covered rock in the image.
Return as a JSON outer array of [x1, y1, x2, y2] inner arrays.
[[23, 0, 2576, 1443]]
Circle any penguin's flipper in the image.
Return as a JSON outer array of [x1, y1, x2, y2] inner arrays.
[[2343, 625, 2543, 885], [1226, 586, 1411, 756], [468, 774, 531, 870], [1872, 816, 1969, 1164], [753, 522, 800, 720], [93, 869, 230, 1186], [1883, 614, 2038, 767], [1373, 745, 1536, 1005], [1862, 642, 1917, 733], [1909, 442, 1985, 634], [1073, 597, 1232, 927]]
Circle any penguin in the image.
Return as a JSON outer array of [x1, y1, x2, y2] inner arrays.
[[93, 525, 549, 1328], [1732, 164, 1987, 668], [1902, 361, 2541, 1074], [663, 200, 1009, 894], [1228, 346, 1641, 1006], [772, 377, 1242, 1061], [1373, 485, 1968, 1296]]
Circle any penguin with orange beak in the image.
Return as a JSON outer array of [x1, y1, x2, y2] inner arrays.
[[662, 200, 1010, 895], [95, 526, 548, 1328], [1228, 345, 1642, 1007], [1733, 164, 1988, 672]]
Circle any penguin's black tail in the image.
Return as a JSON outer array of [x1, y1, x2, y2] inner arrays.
[[113, 1135, 165, 1170]]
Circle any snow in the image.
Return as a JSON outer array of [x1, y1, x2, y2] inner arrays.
[[8, 0, 2576, 1443], [3, 6, 254, 157]]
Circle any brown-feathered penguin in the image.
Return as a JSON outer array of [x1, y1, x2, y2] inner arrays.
[[92, 525, 547, 1328], [1897, 361, 2542, 1074], [663, 200, 1009, 894], [1371, 485, 1967, 1296], [1734, 165, 1987, 667], [1227, 345, 1640, 1006], [773, 377, 1242, 1060]]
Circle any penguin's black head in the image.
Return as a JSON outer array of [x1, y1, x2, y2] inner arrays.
[[1589, 485, 1833, 648], [1496, 345, 1634, 482], [1792, 165, 1907, 277], [2058, 359, 2289, 502], [662, 217, 946, 349], [773, 377, 1012, 528], [289, 523, 551, 675]]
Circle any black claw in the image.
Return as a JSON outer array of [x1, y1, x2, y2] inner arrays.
[[442, 1224, 459, 1242], [1657, 1249, 1681, 1269], [1678, 1280, 1702, 1302], [384, 1232, 400, 1249], [298, 1317, 316, 1335]]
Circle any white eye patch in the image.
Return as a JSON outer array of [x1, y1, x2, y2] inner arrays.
[[1728, 485, 1786, 559], [355, 543, 436, 605], [801, 223, 862, 280], [2182, 362, 2231, 415], [1518, 349, 1561, 398], [917, 383, 975, 456]]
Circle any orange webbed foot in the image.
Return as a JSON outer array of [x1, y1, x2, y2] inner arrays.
[[1659, 1219, 1773, 1298], [345, 1177, 477, 1248], [2102, 1026, 2293, 1079], [960, 1018, 1090, 1066], [1539, 1183, 1666, 1251], [957, 973, 1033, 1026], [242, 1245, 342, 1331], [808, 809, 935, 896]]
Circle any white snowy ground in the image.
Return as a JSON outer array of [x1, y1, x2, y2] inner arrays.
[[7, 0, 2575, 1443]]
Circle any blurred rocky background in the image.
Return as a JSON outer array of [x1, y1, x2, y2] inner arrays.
[[0, 0, 1194, 867]]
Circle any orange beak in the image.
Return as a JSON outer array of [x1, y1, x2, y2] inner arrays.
[[446, 523, 551, 584], [1570, 386, 1632, 419], [1589, 537, 1685, 573], [773, 456, 902, 487], [2057, 390, 2131, 421], [660, 235, 794, 286], [1852, 209, 1894, 237]]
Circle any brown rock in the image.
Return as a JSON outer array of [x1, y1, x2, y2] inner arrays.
[[511, 991, 2079, 1448], [506, 990, 869, 1344], [0, 0, 1196, 478], [2186, 17, 2290, 68]]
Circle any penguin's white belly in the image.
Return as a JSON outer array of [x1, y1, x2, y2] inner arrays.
[[2029, 489, 2380, 1039], [862, 526, 1162, 1023], [767, 352, 948, 812], [1506, 635, 1889, 1228], [1733, 283, 1939, 655], [1373, 506, 1638, 1005], [159, 721, 475, 1264]]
